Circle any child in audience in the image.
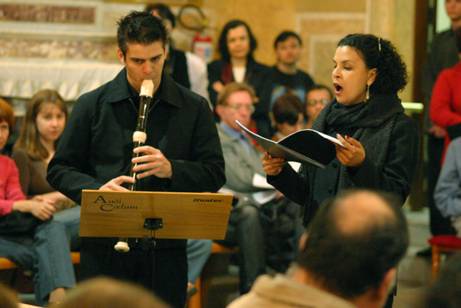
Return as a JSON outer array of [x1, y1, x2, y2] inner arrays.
[[12, 89, 79, 250], [0, 98, 75, 305]]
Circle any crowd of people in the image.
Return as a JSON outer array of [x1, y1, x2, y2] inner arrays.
[[0, 1, 461, 307]]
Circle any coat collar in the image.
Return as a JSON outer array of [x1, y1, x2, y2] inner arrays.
[[104, 68, 183, 108]]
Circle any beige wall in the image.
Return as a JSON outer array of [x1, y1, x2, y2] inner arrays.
[[199, 0, 415, 100], [0, 0, 416, 100]]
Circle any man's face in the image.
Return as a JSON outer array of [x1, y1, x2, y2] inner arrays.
[[118, 41, 166, 93], [446, 0, 461, 25], [217, 90, 254, 131], [275, 37, 302, 66], [306, 88, 331, 122]]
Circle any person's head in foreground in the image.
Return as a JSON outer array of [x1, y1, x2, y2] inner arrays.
[[297, 189, 408, 308], [51, 277, 169, 308]]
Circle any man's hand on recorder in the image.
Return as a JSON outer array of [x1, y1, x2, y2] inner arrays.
[[99, 176, 135, 191], [132, 145, 173, 179]]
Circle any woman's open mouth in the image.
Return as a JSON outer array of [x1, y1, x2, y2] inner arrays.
[[333, 83, 343, 95]]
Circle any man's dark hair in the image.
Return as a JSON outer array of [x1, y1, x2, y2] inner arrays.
[[117, 11, 167, 57], [296, 189, 408, 299], [218, 19, 257, 63], [307, 84, 333, 100], [272, 94, 304, 125], [273, 30, 302, 49], [337, 33, 407, 96], [145, 3, 176, 28]]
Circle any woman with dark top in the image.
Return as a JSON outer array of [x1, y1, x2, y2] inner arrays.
[[208, 20, 269, 131], [262, 33, 418, 225], [262, 34, 419, 307], [0, 98, 75, 305]]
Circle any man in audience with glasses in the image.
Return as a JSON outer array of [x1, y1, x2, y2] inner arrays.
[[305, 84, 333, 129]]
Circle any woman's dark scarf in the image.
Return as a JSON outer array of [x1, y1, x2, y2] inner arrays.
[[324, 94, 404, 135]]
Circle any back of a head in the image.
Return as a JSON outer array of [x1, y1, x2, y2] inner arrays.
[[52, 277, 169, 308], [425, 253, 461, 308], [296, 189, 408, 299], [117, 11, 167, 56], [0, 284, 18, 308], [145, 3, 176, 28], [272, 93, 304, 125]]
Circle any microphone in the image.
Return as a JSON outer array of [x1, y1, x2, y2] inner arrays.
[[114, 79, 154, 253]]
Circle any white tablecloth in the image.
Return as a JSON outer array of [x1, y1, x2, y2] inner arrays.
[[0, 58, 123, 101]]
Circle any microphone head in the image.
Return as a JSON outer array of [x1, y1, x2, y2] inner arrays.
[[140, 80, 154, 97]]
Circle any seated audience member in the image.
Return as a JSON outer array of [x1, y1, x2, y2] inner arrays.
[[424, 253, 461, 308], [186, 239, 212, 293], [12, 90, 79, 249], [145, 3, 209, 102], [257, 31, 314, 136], [229, 189, 408, 308], [271, 94, 304, 142], [434, 137, 461, 234], [305, 84, 332, 129], [214, 82, 302, 293], [0, 98, 75, 306], [208, 20, 269, 135], [429, 28, 461, 159], [51, 277, 168, 308]]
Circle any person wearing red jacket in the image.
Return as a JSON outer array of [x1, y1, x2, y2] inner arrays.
[[430, 28, 461, 161]]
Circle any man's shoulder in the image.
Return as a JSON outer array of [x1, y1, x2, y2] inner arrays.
[[296, 69, 314, 84], [208, 59, 225, 70], [229, 274, 354, 308], [431, 29, 457, 48], [433, 29, 454, 40]]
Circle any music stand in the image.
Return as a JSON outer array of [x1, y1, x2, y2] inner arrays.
[[80, 189, 232, 240]]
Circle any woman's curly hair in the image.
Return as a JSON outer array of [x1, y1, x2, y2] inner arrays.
[[338, 33, 408, 95]]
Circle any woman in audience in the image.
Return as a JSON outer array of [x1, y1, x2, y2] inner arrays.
[[261, 34, 419, 307], [208, 20, 269, 130], [12, 89, 79, 249], [304, 84, 332, 129], [13, 90, 69, 206], [0, 98, 75, 305]]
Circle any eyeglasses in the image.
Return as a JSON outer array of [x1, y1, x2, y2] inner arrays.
[[307, 99, 330, 106], [225, 103, 255, 113]]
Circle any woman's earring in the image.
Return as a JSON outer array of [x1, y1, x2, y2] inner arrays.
[[366, 84, 370, 101]]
